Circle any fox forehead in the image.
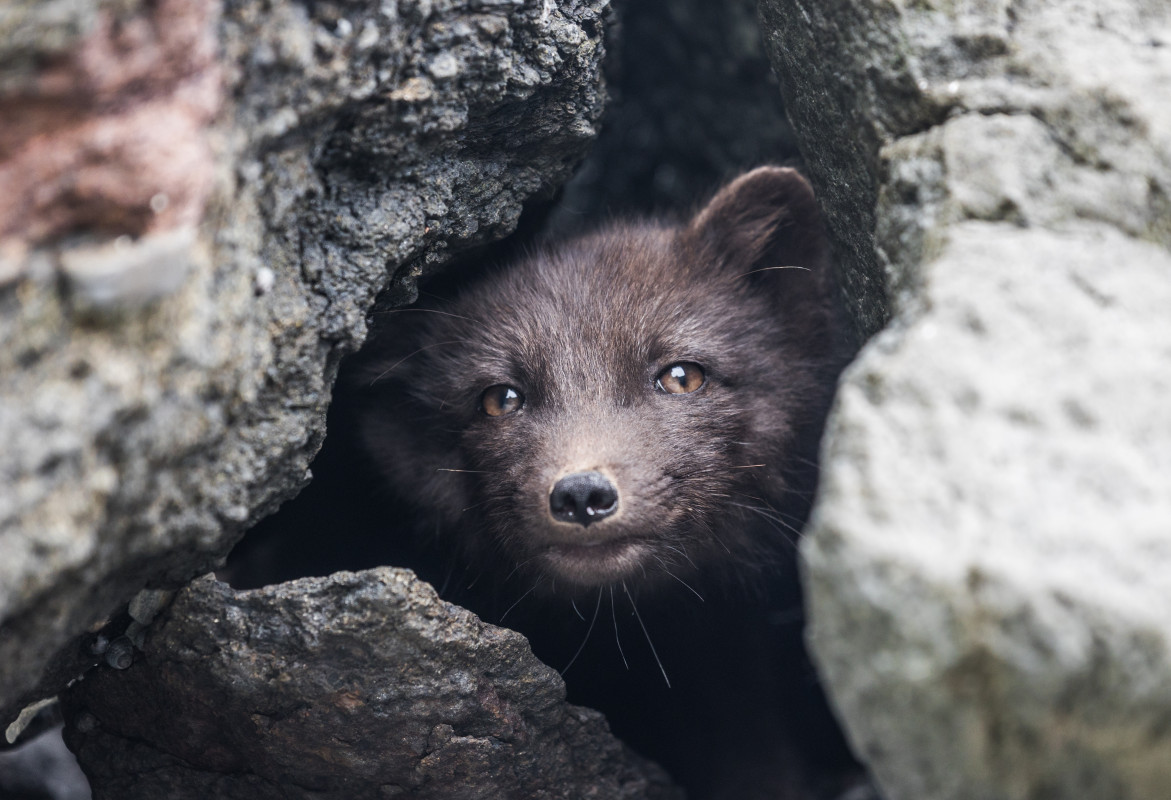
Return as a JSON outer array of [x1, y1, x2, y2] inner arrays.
[[442, 229, 762, 375]]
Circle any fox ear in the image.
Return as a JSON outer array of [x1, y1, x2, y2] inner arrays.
[[689, 166, 829, 279], [688, 167, 836, 343]]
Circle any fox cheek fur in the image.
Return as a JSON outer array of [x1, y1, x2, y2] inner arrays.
[[356, 166, 840, 597]]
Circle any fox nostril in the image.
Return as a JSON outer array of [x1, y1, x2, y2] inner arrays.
[[549, 471, 619, 526], [586, 488, 616, 515]]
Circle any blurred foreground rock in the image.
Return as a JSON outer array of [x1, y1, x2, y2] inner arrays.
[[63, 569, 677, 800], [760, 1, 1171, 799], [1, 0, 606, 727]]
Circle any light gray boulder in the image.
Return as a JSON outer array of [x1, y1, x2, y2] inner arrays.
[[760, 1, 1171, 799]]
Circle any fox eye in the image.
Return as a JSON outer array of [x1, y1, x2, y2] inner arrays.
[[481, 385, 524, 416], [655, 362, 705, 394]]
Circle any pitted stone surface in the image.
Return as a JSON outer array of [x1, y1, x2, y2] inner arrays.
[[759, 1, 1171, 799]]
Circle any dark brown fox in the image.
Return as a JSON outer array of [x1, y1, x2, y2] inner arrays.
[[354, 167, 861, 799]]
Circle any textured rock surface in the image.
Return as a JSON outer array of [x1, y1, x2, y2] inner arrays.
[[63, 568, 678, 800], [759, 0, 937, 342], [760, 1, 1171, 799], [1, 0, 607, 726]]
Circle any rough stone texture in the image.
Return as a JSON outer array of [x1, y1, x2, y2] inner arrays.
[[0, 0, 221, 250], [760, 1, 1171, 799], [546, 0, 798, 236], [63, 568, 678, 800], [1, 0, 607, 728], [758, 0, 936, 343]]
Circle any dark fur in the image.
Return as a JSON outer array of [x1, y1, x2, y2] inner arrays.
[[354, 168, 859, 799]]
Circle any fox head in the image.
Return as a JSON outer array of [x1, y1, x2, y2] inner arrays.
[[356, 167, 842, 599]]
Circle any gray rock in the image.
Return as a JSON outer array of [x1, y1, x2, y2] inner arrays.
[[0, 0, 607, 728], [125, 588, 175, 627], [63, 568, 679, 800], [758, 0, 942, 344], [760, 1, 1171, 799]]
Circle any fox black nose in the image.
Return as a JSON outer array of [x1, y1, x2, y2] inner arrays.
[[549, 471, 618, 526]]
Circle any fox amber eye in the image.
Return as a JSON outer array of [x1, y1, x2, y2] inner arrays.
[[481, 385, 524, 416], [655, 362, 705, 394]]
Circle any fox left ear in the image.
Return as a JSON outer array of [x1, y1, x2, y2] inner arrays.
[[689, 166, 829, 280]]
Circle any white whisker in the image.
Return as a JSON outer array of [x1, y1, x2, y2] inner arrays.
[[369, 340, 466, 385], [561, 588, 602, 677], [610, 585, 628, 670], [623, 581, 670, 688], [500, 578, 543, 622], [735, 264, 812, 279], [373, 307, 475, 322], [664, 569, 704, 603]]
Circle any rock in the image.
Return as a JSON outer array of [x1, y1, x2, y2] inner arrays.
[[758, 0, 938, 343], [759, 1, 1171, 799], [0, 0, 607, 729], [63, 568, 679, 800]]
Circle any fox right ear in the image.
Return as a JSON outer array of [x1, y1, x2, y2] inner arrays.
[[689, 167, 838, 351], [688, 166, 828, 279]]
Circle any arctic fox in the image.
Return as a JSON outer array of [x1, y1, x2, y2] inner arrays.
[[355, 167, 859, 799]]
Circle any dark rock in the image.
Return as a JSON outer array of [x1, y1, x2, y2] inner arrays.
[[757, 0, 945, 343], [1, 0, 607, 727], [63, 569, 679, 800]]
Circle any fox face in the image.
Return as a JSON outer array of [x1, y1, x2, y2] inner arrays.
[[357, 167, 842, 599]]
